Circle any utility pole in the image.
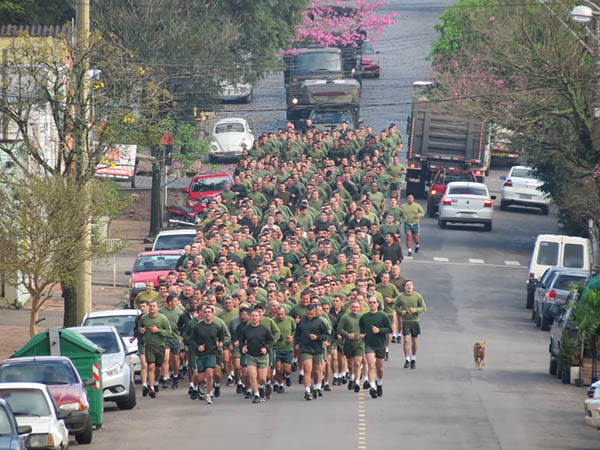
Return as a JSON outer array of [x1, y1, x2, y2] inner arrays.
[[75, 0, 92, 325]]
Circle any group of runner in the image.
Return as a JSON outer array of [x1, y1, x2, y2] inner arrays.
[[133, 121, 427, 403]]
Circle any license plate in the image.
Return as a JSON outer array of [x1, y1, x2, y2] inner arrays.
[[520, 194, 532, 199]]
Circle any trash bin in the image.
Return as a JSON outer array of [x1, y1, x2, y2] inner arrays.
[[13, 328, 104, 427]]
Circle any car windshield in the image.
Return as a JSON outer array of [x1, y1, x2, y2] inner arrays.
[[447, 186, 487, 196], [295, 53, 341, 72], [438, 172, 473, 184], [563, 243, 584, 268], [215, 123, 245, 134], [84, 315, 137, 337], [362, 41, 375, 54], [537, 241, 559, 266], [310, 110, 351, 124], [511, 167, 534, 179], [79, 331, 120, 354], [191, 176, 230, 193], [0, 389, 51, 417], [554, 275, 587, 291], [0, 361, 78, 385], [0, 406, 13, 435], [134, 254, 180, 271]]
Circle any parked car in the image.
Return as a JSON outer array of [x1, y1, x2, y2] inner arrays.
[[125, 250, 182, 306], [426, 169, 478, 217], [360, 39, 380, 78], [0, 398, 30, 450], [209, 118, 254, 162], [0, 356, 93, 445], [438, 182, 495, 231], [500, 165, 551, 214], [68, 326, 136, 411], [585, 380, 600, 429], [82, 310, 141, 375], [181, 173, 233, 209], [220, 79, 253, 103], [526, 234, 592, 308], [0, 382, 70, 450], [548, 304, 578, 383], [150, 229, 197, 251], [533, 269, 589, 330]]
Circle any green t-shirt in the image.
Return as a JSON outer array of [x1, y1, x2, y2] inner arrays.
[[338, 312, 363, 348], [375, 283, 400, 314], [273, 315, 296, 351], [134, 290, 158, 309], [395, 292, 427, 322], [158, 306, 182, 338], [401, 202, 425, 224], [359, 311, 392, 349], [138, 313, 172, 347]]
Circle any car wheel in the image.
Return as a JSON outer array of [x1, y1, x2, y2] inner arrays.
[[244, 91, 253, 103], [500, 200, 508, 211], [374, 71, 380, 78], [117, 381, 137, 410], [535, 313, 542, 328], [540, 316, 552, 331], [561, 363, 571, 384], [531, 308, 536, 321], [427, 202, 436, 218], [208, 154, 216, 164], [549, 356, 558, 376], [75, 416, 93, 445], [483, 222, 492, 232], [541, 205, 549, 215], [130, 175, 136, 189], [438, 219, 447, 229], [526, 291, 534, 309]]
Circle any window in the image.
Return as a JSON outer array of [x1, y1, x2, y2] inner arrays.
[[310, 110, 351, 124], [215, 123, 245, 133], [134, 253, 181, 270], [0, 407, 13, 435], [511, 167, 534, 179], [0, 389, 51, 417], [563, 243, 584, 268], [80, 332, 120, 354], [294, 53, 342, 72], [191, 176, 230, 193], [553, 275, 587, 291], [85, 315, 137, 337], [447, 186, 487, 196], [537, 241, 559, 266], [0, 361, 78, 385]]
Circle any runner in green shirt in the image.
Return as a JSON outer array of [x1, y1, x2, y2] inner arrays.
[[273, 306, 296, 393], [395, 280, 427, 369], [337, 300, 364, 393], [360, 296, 392, 398], [401, 194, 425, 257]]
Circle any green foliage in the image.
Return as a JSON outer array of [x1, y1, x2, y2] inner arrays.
[[573, 288, 600, 355], [0, 0, 74, 25]]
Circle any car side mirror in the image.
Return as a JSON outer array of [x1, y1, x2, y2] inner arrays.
[[124, 270, 131, 276], [17, 425, 32, 435], [491, 195, 497, 200], [499, 175, 506, 180], [57, 409, 71, 420], [84, 378, 96, 387], [182, 188, 189, 194]]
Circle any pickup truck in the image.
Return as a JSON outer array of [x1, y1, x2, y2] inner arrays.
[[426, 169, 478, 217]]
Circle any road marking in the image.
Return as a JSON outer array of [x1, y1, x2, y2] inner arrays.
[[505, 260, 521, 266], [403, 259, 526, 269], [469, 258, 485, 264], [433, 257, 449, 262]]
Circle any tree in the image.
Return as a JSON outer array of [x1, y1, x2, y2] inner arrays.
[[0, 0, 74, 26], [430, 2, 600, 241], [0, 174, 126, 336]]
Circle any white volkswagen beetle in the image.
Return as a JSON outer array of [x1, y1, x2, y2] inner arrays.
[[210, 118, 254, 163]]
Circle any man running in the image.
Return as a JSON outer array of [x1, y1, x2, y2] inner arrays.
[[138, 299, 172, 398], [238, 309, 274, 404], [273, 306, 296, 393], [294, 304, 329, 400], [401, 194, 425, 256], [132, 300, 149, 396], [395, 280, 427, 369], [159, 295, 183, 389], [360, 296, 392, 398], [337, 300, 364, 393]]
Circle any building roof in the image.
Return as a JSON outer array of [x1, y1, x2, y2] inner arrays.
[[0, 24, 71, 38]]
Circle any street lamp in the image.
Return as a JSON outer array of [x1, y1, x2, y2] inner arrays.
[[571, 1, 600, 23]]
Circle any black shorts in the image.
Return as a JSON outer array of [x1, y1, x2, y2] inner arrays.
[[365, 346, 386, 359], [145, 345, 165, 367], [402, 321, 421, 337]]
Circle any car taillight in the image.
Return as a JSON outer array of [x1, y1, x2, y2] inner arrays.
[[430, 189, 437, 196], [474, 170, 483, 176], [484, 199, 492, 207], [408, 163, 417, 168], [442, 198, 452, 205], [292, 78, 298, 82], [546, 289, 556, 302], [503, 179, 513, 187]]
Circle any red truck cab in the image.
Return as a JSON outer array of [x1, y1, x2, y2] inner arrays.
[[427, 169, 478, 217], [182, 173, 233, 209]]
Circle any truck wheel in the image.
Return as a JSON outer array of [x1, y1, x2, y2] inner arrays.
[[549, 356, 558, 376], [561, 364, 571, 384], [117, 381, 137, 410], [500, 200, 508, 211], [540, 316, 552, 331], [541, 205, 549, 215], [526, 291, 534, 309], [535, 313, 541, 328], [438, 219, 447, 229], [483, 222, 492, 232], [427, 201, 436, 218], [130, 176, 136, 189], [75, 416, 93, 445]]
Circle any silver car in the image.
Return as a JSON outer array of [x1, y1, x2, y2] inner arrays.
[[500, 165, 551, 214], [438, 182, 495, 231], [68, 326, 137, 410]]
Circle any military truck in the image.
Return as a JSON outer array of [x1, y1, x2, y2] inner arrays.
[[302, 78, 361, 130]]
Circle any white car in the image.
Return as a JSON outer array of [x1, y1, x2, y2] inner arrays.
[[210, 118, 254, 163], [82, 310, 141, 375], [220, 80, 253, 103], [68, 326, 136, 410], [585, 381, 600, 429], [500, 165, 551, 214], [0, 382, 70, 450], [438, 181, 495, 231]]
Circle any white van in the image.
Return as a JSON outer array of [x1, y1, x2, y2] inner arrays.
[[526, 234, 592, 308]]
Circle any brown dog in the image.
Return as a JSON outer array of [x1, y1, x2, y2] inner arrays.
[[473, 341, 486, 369]]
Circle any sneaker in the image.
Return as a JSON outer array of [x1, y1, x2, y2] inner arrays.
[[285, 376, 292, 387], [148, 388, 156, 398], [273, 384, 280, 393], [354, 383, 360, 393], [265, 384, 272, 399], [317, 389, 323, 397], [292, 361, 298, 372], [171, 378, 178, 389], [187, 386, 194, 395], [190, 389, 198, 400], [205, 395, 213, 405], [142, 385, 149, 397], [347, 380, 354, 391], [252, 395, 260, 404], [341, 375, 347, 384], [278, 386, 285, 393], [377, 384, 383, 397], [404, 360, 411, 369], [214, 385, 221, 398], [304, 391, 312, 401], [312, 389, 318, 399], [154, 384, 159, 393], [198, 388, 206, 401], [259, 387, 265, 398], [410, 360, 416, 370], [236, 383, 244, 394], [385, 351, 389, 361], [363, 380, 370, 390], [298, 374, 304, 384], [415, 245, 420, 254], [226, 376, 234, 387], [391, 336, 396, 344], [407, 249, 413, 257], [369, 387, 378, 399], [244, 391, 252, 399], [324, 383, 331, 392], [161, 378, 169, 390]]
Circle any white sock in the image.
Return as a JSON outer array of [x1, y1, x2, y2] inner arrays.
[[406, 356, 410, 362], [299, 369, 304, 375], [410, 355, 416, 361], [370, 381, 376, 389], [259, 384, 264, 390], [305, 386, 310, 393], [189, 382, 193, 388], [386, 347, 389, 352], [316, 383, 321, 390], [254, 391, 260, 397], [350, 375, 355, 381], [376, 378, 383, 386], [214, 382, 220, 387]]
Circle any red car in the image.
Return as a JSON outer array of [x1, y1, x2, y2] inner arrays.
[[125, 250, 182, 306], [361, 40, 380, 78], [427, 169, 479, 217], [0, 356, 94, 444], [182, 173, 233, 208]]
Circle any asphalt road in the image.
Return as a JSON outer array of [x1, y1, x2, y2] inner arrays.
[[88, 1, 600, 448]]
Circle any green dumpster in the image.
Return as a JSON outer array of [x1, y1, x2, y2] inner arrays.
[[13, 328, 104, 427]]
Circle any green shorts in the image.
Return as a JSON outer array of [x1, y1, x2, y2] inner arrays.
[[326, 344, 333, 356], [301, 352, 323, 365], [232, 346, 242, 359], [165, 338, 181, 354], [403, 223, 419, 235], [274, 350, 293, 364], [365, 346, 386, 359], [145, 345, 165, 367], [390, 182, 402, 191], [138, 343, 145, 356], [240, 354, 247, 367], [216, 348, 224, 366], [246, 354, 269, 369], [402, 321, 421, 337], [343, 343, 365, 359], [195, 354, 217, 372]]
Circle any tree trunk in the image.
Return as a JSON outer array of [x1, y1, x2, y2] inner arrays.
[[63, 278, 77, 327], [29, 296, 39, 337], [149, 145, 163, 235]]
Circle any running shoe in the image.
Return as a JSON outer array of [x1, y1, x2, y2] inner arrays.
[[391, 336, 396, 344], [226, 376, 234, 387], [161, 378, 169, 390], [278, 386, 285, 393], [348, 380, 354, 391], [377, 385, 383, 397], [385, 351, 389, 361], [324, 384, 331, 392], [292, 361, 298, 372], [205, 395, 213, 405], [214, 385, 221, 398], [404, 360, 410, 369], [304, 392, 312, 401], [171, 378, 178, 389], [244, 391, 252, 399], [317, 389, 323, 397], [190, 389, 198, 400], [332, 377, 338, 386], [148, 388, 156, 399], [298, 374, 304, 384], [410, 360, 416, 369], [252, 395, 261, 404], [363, 380, 370, 390], [354, 383, 360, 393], [415, 244, 420, 254], [236, 383, 244, 394], [154, 384, 159, 393], [187, 386, 194, 395], [341, 375, 347, 384], [285, 376, 292, 387], [142, 385, 149, 397], [369, 388, 377, 399], [265, 383, 272, 399], [407, 249, 413, 257], [312, 389, 318, 399], [259, 387, 265, 398]]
